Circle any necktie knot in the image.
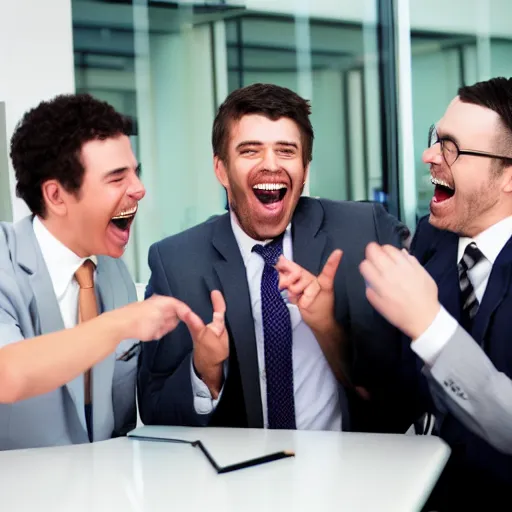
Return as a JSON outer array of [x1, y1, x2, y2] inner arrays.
[[459, 242, 484, 272], [75, 259, 96, 289], [252, 236, 284, 267]]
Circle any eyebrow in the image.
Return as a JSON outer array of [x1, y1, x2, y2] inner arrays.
[[235, 140, 299, 151], [103, 163, 141, 179], [275, 141, 298, 149], [436, 128, 460, 147]]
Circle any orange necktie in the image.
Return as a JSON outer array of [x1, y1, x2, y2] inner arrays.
[[74, 259, 98, 405]]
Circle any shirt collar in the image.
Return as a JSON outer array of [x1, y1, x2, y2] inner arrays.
[[33, 216, 98, 299], [230, 211, 291, 266], [458, 215, 512, 264]]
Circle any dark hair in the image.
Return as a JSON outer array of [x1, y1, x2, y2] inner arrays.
[[212, 83, 314, 164], [459, 77, 512, 155], [10, 93, 132, 217]]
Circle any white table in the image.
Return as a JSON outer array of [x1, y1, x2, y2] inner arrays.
[[0, 426, 449, 512]]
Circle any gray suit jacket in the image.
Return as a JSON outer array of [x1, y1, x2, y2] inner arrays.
[[425, 325, 512, 454], [0, 216, 139, 450]]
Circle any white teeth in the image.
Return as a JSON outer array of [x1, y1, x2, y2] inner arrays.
[[253, 183, 287, 191], [112, 205, 138, 219], [431, 176, 454, 190]]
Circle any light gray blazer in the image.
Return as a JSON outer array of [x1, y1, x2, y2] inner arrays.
[[425, 325, 512, 454], [0, 216, 139, 450]]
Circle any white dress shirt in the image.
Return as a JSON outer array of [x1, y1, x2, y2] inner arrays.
[[191, 213, 342, 430], [413, 215, 512, 365], [33, 216, 97, 329]]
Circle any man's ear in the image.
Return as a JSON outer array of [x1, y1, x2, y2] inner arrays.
[[304, 162, 310, 184], [501, 165, 512, 194], [301, 162, 310, 194], [214, 156, 229, 188], [41, 180, 68, 217]]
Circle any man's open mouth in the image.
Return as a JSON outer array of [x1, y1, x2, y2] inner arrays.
[[252, 183, 288, 205], [110, 205, 138, 230], [431, 176, 455, 203]]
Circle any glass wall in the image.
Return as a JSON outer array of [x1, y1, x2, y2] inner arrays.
[[409, 0, 512, 220], [72, 0, 386, 282]]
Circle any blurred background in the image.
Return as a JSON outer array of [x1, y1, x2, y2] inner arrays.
[[1, 0, 511, 282]]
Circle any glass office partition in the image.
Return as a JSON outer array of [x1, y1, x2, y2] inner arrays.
[[72, 0, 387, 282], [409, 0, 512, 220]]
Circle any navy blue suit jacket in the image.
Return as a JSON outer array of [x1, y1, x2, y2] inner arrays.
[[409, 216, 512, 501], [138, 197, 408, 433]]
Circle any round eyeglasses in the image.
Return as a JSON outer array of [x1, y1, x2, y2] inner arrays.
[[428, 124, 512, 167]]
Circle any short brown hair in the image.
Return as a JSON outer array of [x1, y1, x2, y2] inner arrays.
[[459, 77, 512, 159], [11, 93, 132, 217], [212, 83, 314, 165]]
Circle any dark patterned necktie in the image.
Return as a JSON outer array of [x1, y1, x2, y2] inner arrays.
[[252, 236, 296, 429], [458, 242, 484, 331]]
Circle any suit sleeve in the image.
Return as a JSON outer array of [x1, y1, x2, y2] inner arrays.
[[424, 325, 512, 454], [372, 203, 410, 249], [371, 207, 434, 429], [0, 270, 25, 348], [137, 244, 211, 426]]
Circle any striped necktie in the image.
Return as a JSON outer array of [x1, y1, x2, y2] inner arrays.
[[458, 242, 484, 331]]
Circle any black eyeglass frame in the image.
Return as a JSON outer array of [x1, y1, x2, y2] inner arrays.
[[428, 124, 512, 166]]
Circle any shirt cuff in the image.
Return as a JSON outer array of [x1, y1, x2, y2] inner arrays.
[[411, 306, 458, 366], [190, 359, 227, 415]]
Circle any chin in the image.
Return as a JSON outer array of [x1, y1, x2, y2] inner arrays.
[[429, 212, 460, 234], [109, 246, 126, 259], [253, 218, 289, 240]]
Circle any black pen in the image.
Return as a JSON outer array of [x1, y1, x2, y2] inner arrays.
[[129, 435, 295, 473], [192, 440, 295, 474]]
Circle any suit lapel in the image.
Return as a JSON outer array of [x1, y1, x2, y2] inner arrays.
[[292, 198, 327, 274], [92, 257, 117, 435], [472, 236, 512, 343], [423, 232, 461, 321], [211, 214, 263, 427], [14, 217, 86, 433]]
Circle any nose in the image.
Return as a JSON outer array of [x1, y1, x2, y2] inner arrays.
[[261, 147, 279, 171], [422, 144, 443, 165], [127, 173, 146, 201]]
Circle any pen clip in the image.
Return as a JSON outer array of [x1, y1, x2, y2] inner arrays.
[[116, 342, 140, 361]]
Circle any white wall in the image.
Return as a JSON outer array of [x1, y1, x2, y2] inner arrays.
[[0, 0, 75, 221], [408, 0, 512, 217]]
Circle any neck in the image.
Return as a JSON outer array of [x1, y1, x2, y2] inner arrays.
[[38, 215, 89, 258]]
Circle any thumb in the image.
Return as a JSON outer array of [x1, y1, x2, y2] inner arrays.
[[178, 308, 206, 340], [208, 311, 225, 337], [318, 249, 343, 289]]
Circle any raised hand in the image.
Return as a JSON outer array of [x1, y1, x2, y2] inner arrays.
[[275, 250, 355, 387], [116, 294, 193, 342], [178, 290, 228, 397], [275, 249, 343, 335], [359, 243, 440, 340]]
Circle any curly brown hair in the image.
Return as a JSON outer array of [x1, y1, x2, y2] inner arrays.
[[10, 93, 133, 217]]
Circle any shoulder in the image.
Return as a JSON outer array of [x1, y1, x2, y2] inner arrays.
[[309, 197, 406, 244], [0, 222, 25, 312], [312, 197, 375, 216], [150, 213, 225, 256], [96, 256, 137, 302], [0, 221, 16, 272], [312, 197, 395, 224]]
